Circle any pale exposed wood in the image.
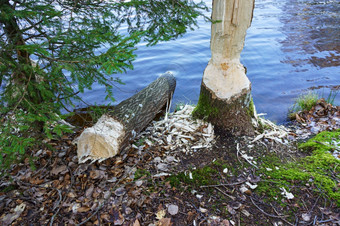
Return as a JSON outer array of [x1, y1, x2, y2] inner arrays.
[[195, 0, 256, 135], [77, 72, 176, 163]]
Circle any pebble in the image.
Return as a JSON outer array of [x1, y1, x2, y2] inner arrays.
[[157, 163, 168, 171], [302, 213, 311, 222], [154, 157, 162, 163], [165, 156, 175, 163], [135, 180, 143, 187], [168, 204, 179, 215]]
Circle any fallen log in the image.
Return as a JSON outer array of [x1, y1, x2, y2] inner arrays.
[[77, 72, 176, 163]]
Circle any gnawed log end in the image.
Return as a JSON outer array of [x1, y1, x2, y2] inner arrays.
[[76, 73, 176, 163], [77, 115, 125, 163]]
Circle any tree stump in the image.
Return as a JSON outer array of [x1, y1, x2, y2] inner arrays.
[[77, 72, 176, 163], [193, 0, 256, 136]]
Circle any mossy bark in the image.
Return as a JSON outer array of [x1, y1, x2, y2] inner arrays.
[[193, 82, 255, 136]]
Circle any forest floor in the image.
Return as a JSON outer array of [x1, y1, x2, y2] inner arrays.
[[0, 100, 339, 225]]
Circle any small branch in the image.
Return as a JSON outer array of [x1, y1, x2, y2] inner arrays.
[[236, 143, 258, 169], [270, 204, 294, 226], [250, 196, 293, 226], [49, 189, 63, 226], [308, 194, 320, 214], [213, 187, 236, 201], [200, 180, 246, 188]]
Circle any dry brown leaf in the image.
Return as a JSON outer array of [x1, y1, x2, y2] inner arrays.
[[85, 184, 94, 198], [29, 177, 44, 185], [221, 220, 230, 226], [158, 218, 172, 226], [1, 203, 26, 225], [111, 208, 124, 225], [51, 165, 68, 175], [133, 219, 141, 226], [77, 206, 91, 213]]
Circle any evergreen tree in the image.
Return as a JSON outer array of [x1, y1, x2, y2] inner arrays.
[[0, 0, 207, 168]]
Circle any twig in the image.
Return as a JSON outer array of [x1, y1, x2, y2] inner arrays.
[[308, 194, 320, 214], [200, 180, 246, 188], [97, 211, 101, 226], [236, 143, 243, 166], [13, 180, 64, 226], [213, 187, 236, 201], [49, 189, 63, 226], [77, 201, 105, 226], [270, 204, 294, 226], [250, 196, 293, 226], [313, 215, 317, 225], [236, 143, 258, 169], [50, 162, 76, 225], [318, 219, 334, 224]]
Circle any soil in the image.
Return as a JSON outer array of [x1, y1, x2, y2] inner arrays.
[[0, 113, 339, 225]]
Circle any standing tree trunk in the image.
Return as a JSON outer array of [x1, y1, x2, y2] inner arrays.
[[193, 0, 256, 136], [0, 0, 43, 106]]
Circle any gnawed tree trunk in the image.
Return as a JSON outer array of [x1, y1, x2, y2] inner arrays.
[[193, 0, 256, 136], [77, 72, 176, 163]]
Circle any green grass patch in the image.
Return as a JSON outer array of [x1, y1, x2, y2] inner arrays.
[[290, 91, 319, 114], [257, 131, 340, 206], [298, 129, 340, 153], [134, 168, 151, 181], [167, 165, 219, 188]]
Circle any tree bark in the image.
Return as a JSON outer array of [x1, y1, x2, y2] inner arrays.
[[0, 0, 44, 108], [77, 72, 176, 163], [193, 0, 256, 136]]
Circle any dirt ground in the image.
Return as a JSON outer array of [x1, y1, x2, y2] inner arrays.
[[0, 106, 339, 225]]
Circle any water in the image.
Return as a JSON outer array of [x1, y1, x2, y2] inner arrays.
[[83, 0, 340, 124]]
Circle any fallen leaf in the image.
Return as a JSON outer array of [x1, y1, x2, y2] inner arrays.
[[156, 209, 166, 220], [221, 220, 230, 226], [133, 219, 141, 226], [51, 165, 68, 175], [1, 203, 26, 225], [302, 213, 311, 222], [226, 205, 236, 215], [245, 182, 258, 190], [85, 184, 94, 198], [111, 208, 124, 225], [158, 218, 172, 226], [90, 170, 106, 179], [199, 207, 208, 213], [77, 206, 91, 213], [114, 187, 126, 196], [241, 209, 250, 217], [29, 177, 44, 185], [187, 211, 196, 222]]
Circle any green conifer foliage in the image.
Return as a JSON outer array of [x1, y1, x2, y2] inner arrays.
[[0, 0, 207, 170]]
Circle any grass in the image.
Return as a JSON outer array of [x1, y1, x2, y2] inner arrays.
[[289, 91, 319, 114], [325, 90, 339, 105], [256, 130, 340, 207], [167, 165, 219, 188], [289, 90, 339, 116]]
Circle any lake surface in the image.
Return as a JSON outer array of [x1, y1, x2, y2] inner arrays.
[[82, 0, 340, 124]]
